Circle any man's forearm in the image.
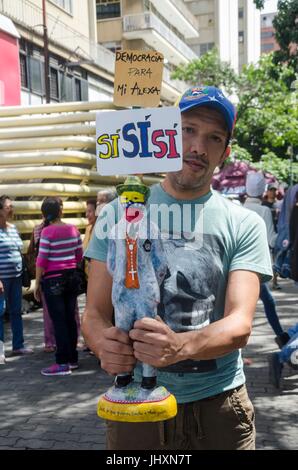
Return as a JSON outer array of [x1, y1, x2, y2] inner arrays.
[[82, 306, 113, 354], [177, 313, 252, 362]]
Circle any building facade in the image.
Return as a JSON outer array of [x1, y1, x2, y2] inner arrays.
[[0, 0, 116, 105], [0, 0, 196, 106], [0, 0, 263, 107], [96, 0, 199, 103], [261, 12, 279, 55], [185, 0, 260, 72]]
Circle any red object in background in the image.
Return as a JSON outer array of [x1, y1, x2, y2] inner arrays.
[[0, 19, 21, 106], [212, 161, 279, 196]]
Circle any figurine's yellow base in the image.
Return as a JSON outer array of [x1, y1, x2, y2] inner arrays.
[[97, 392, 177, 423]]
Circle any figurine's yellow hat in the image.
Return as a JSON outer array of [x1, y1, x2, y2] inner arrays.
[[116, 175, 150, 201]]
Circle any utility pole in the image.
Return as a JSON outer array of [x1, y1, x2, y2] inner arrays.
[[42, 0, 50, 103]]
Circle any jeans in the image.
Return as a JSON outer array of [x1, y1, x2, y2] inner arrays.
[[259, 282, 283, 336], [1, 276, 24, 349], [41, 290, 81, 348], [0, 294, 5, 343], [42, 275, 78, 364], [280, 332, 298, 363]]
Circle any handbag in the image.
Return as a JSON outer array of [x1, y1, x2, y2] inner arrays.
[[63, 266, 87, 296], [21, 255, 32, 288], [72, 266, 87, 296]]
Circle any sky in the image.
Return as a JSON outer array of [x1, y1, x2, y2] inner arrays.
[[261, 0, 278, 14]]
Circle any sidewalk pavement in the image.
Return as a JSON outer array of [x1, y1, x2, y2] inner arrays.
[[0, 279, 297, 450]]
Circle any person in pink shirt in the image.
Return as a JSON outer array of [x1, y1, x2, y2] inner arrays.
[[34, 197, 83, 376], [28, 197, 81, 352]]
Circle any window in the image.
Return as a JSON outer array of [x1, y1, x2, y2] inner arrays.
[[19, 39, 88, 102], [261, 43, 275, 52], [59, 73, 89, 102], [50, 68, 59, 100], [96, 0, 120, 20], [74, 78, 81, 101], [29, 57, 44, 94], [239, 8, 244, 19], [20, 54, 28, 89], [199, 43, 215, 55], [51, 0, 73, 14], [261, 31, 274, 39], [239, 31, 244, 43]]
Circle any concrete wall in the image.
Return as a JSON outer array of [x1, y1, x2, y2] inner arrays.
[[215, 0, 239, 72], [27, 0, 92, 40], [97, 18, 123, 43]]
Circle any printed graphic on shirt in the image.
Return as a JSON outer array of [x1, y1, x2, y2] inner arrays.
[[158, 233, 225, 332]]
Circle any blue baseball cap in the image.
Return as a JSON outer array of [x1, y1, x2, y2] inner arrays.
[[178, 86, 237, 135]]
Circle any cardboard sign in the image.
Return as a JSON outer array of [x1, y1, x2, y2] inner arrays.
[[96, 107, 182, 176], [113, 50, 164, 107]]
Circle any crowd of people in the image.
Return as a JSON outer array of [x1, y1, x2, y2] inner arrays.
[[0, 189, 117, 367], [0, 85, 297, 450]]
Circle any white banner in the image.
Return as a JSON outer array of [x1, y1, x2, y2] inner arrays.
[[96, 107, 182, 176]]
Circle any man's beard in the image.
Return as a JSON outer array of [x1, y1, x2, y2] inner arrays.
[[169, 154, 211, 191]]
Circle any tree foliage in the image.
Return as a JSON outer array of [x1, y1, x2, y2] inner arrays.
[[273, 0, 298, 72], [171, 48, 237, 94], [235, 54, 297, 161], [253, 0, 265, 8], [254, 0, 298, 74]]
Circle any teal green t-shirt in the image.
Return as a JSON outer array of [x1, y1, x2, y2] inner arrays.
[[85, 184, 272, 403]]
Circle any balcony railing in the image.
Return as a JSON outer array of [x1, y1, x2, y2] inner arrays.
[[123, 12, 197, 63], [0, 0, 115, 74], [150, 0, 199, 38]]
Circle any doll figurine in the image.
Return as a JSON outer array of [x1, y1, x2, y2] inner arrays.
[[97, 176, 177, 422]]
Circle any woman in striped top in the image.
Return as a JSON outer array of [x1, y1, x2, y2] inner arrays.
[[0, 195, 33, 359], [28, 197, 81, 353], [34, 197, 83, 376]]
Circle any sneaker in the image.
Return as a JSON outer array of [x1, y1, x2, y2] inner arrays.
[[41, 363, 71, 376], [69, 363, 79, 370], [12, 347, 34, 356], [268, 352, 283, 388], [43, 346, 56, 353]]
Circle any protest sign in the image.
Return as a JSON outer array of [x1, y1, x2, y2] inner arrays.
[[96, 107, 182, 176], [113, 50, 164, 107]]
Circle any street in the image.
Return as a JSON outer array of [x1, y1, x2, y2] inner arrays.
[[0, 279, 297, 450]]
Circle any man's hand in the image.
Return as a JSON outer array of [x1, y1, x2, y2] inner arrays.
[[99, 326, 137, 375], [129, 316, 185, 368], [0, 281, 4, 294]]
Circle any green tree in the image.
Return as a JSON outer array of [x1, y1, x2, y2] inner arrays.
[[273, 0, 298, 73], [254, 0, 298, 77], [253, 0, 265, 8], [171, 48, 237, 94], [235, 54, 297, 161]]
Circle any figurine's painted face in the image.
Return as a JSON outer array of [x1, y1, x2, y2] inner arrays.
[[119, 191, 145, 206], [120, 190, 146, 223]]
